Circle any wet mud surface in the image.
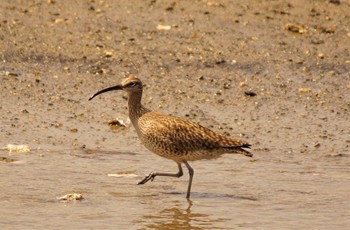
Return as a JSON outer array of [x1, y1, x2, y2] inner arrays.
[[1, 0, 350, 229]]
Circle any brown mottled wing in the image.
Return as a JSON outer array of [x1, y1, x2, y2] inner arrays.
[[138, 112, 251, 155]]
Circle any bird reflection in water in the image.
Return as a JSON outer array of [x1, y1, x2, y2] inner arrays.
[[140, 200, 228, 230]]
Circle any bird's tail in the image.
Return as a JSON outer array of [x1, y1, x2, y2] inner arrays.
[[237, 147, 253, 157], [224, 144, 253, 157]]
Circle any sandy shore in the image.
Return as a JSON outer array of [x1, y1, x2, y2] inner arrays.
[[1, 1, 349, 229]]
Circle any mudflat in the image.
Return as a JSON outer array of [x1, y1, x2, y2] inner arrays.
[[1, 1, 349, 229]]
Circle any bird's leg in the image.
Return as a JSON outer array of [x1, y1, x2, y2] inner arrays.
[[138, 163, 183, 185], [183, 161, 194, 199]]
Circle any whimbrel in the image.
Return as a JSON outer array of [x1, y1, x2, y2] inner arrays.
[[89, 76, 252, 199]]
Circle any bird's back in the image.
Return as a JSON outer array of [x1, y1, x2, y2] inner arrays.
[[135, 112, 252, 162]]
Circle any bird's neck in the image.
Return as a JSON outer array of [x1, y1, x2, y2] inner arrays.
[[127, 91, 150, 125]]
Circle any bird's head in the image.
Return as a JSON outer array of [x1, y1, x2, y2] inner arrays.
[[89, 76, 143, 101]]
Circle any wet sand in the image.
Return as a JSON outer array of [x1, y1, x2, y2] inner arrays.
[[1, 0, 350, 229]]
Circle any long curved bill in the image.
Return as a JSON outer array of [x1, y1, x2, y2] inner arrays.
[[89, 85, 122, 101]]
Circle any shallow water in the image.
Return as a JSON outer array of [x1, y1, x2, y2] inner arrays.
[[1, 1, 350, 228], [1, 147, 349, 229]]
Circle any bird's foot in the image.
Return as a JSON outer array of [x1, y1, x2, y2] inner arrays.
[[138, 172, 156, 185]]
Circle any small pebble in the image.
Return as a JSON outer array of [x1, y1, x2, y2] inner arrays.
[[57, 193, 84, 201], [244, 91, 257, 97]]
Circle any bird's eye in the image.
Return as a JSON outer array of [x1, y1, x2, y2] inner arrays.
[[126, 82, 137, 87]]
